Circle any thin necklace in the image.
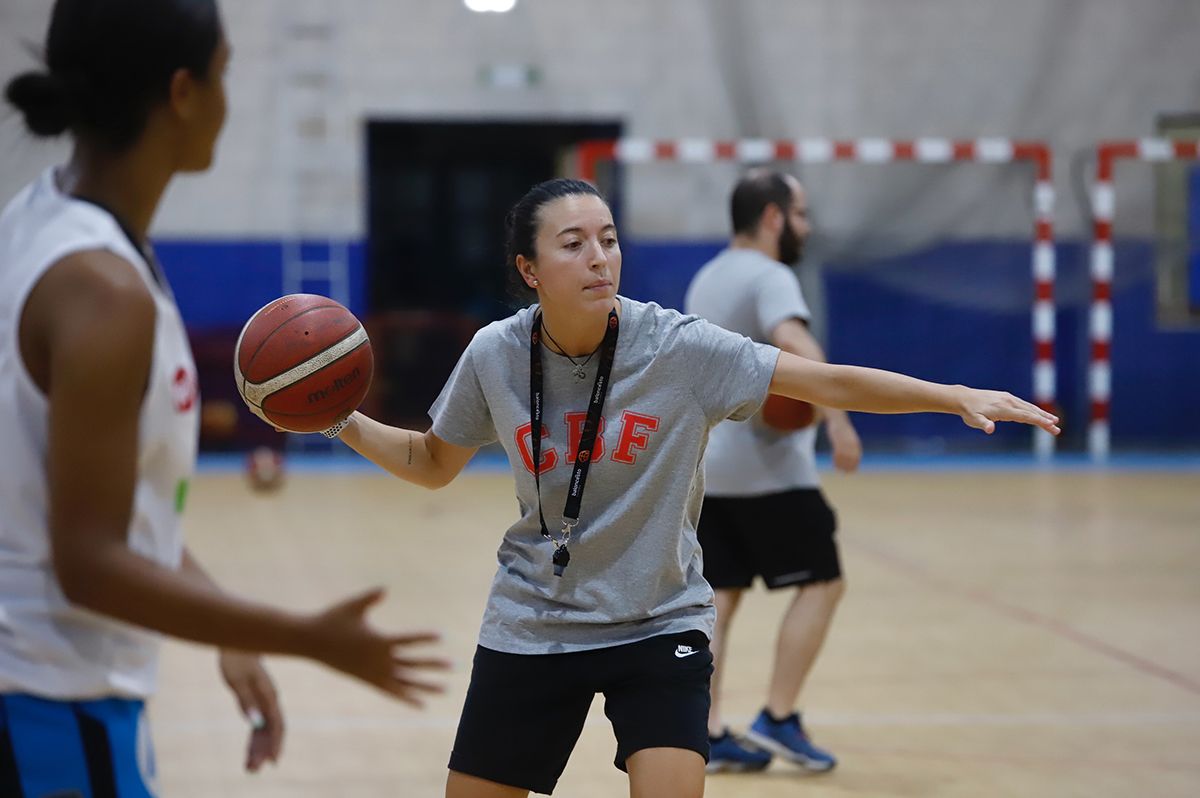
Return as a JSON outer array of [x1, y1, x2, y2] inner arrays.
[[540, 324, 601, 381]]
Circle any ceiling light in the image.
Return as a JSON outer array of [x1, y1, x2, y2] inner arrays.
[[465, 0, 517, 13]]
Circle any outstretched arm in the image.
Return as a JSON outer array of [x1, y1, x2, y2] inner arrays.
[[768, 351, 1060, 435], [336, 413, 478, 489], [37, 252, 448, 702]]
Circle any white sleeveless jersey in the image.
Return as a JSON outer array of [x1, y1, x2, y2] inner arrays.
[[0, 168, 199, 699]]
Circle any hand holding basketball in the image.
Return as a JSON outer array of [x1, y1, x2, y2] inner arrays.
[[957, 387, 1060, 435], [234, 294, 373, 433]]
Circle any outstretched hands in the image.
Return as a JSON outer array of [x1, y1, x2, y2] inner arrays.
[[305, 587, 451, 708], [217, 587, 450, 772], [956, 388, 1060, 436]]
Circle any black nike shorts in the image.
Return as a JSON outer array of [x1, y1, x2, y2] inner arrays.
[[698, 488, 842, 590], [448, 630, 712, 795]]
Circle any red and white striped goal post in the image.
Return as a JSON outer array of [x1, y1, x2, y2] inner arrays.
[[1089, 138, 1200, 460], [579, 137, 1057, 456]]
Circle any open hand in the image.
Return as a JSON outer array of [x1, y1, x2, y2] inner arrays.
[[307, 587, 451, 708], [957, 388, 1060, 435], [218, 650, 283, 772]]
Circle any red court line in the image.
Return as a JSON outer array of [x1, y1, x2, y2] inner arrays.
[[846, 539, 1200, 697]]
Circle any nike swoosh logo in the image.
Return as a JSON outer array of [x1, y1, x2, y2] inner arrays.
[[675, 650, 700, 658]]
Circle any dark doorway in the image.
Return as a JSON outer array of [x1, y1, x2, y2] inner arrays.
[[363, 119, 622, 427]]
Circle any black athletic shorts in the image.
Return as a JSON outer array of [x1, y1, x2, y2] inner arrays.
[[697, 487, 842, 590], [448, 630, 713, 795]]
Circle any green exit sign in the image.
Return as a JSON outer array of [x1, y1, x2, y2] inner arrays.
[[478, 64, 541, 89]]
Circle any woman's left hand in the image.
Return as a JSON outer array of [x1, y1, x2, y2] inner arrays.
[[957, 388, 1060, 435], [219, 650, 285, 772]]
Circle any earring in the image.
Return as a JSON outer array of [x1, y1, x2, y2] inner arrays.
[[532, 279, 539, 286]]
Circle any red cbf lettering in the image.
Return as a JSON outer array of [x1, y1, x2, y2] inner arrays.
[[612, 411, 660, 464], [564, 412, 606, 463], [515, 422, 558, 475]]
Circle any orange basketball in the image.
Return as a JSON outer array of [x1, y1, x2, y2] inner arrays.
[[234, 294, 373, 433], [761, 394, 816, 431]]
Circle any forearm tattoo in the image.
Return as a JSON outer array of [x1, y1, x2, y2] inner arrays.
[[408, 431, 414, 466]]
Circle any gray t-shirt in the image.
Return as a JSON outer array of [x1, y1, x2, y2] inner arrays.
[[429, 296, 778, 654], [684, 247, 820, 495]]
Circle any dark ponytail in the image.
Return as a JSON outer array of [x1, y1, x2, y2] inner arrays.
[[4, 0, 223, 151], [5, 72, 74, 137], [504, 178, 607, 301]]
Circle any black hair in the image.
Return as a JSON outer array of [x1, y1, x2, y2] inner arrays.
[[4, 0, 223, 151], [730, 169, 793, 235], [504, 178, 607, 301]]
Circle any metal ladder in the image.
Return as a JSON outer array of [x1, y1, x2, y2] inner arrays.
[[274, 0, 351, 452]]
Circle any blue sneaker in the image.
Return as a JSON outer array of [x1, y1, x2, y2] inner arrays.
[[706, 729, 772, 773], [745, 710, 837, 772]]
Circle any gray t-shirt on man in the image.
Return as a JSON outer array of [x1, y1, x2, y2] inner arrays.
[[429, 296, 778, 654], [685, 247, 821, 495]]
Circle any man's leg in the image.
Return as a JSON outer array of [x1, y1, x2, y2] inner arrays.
[[765, 577, 844, 717], [746, 577, 844, 771], [705, 588, 773, 772], [707, 588, 743, 737]]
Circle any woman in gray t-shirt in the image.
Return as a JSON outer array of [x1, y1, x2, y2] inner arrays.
[[332, 178, 1059, 798]]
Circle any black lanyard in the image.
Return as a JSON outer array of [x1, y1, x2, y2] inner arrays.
[[530, 308, 619, 576]]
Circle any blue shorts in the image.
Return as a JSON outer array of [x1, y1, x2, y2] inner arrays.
[[0, 693, 157, 798]]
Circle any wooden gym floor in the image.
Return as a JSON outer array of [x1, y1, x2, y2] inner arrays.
[[152, 466, 1200, 797]]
